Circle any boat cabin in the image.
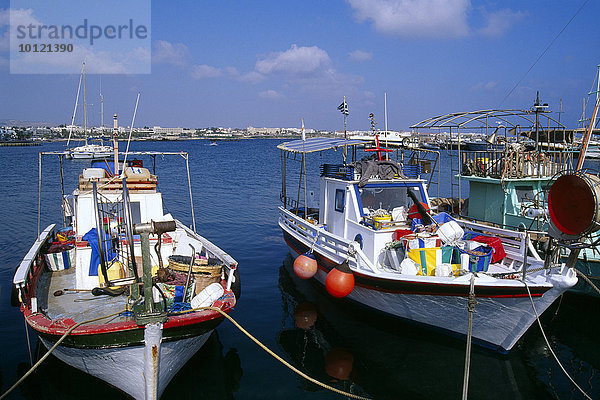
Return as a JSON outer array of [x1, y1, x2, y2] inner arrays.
[[318, 164, 430, 264]]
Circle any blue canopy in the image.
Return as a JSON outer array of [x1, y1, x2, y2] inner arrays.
[[277, 137, 366, 154]]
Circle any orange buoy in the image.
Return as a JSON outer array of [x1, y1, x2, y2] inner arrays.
[[325, 347, 354, 381], [293, 252, 318, 279], [325, 260, 355, 298], [293, 302, 318, 330]]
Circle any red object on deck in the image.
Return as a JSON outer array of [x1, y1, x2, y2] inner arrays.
[[472, 235, 506, 263], [407, 203, 430, 220], [393, 229, 413, 241]]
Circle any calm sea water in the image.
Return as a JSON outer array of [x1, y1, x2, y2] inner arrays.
[[0, 139, 599, 399]]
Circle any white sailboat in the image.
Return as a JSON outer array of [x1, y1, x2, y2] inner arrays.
[[66, 62, 113, 160]]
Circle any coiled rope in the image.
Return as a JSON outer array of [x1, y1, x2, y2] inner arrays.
[[0, 310, 125, 400], [518, 279, 593, 400]]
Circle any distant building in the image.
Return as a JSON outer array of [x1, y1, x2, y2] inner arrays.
[[153, 126, 184, 136]]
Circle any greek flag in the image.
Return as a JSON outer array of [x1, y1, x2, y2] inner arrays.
[[337, 99, 349, 115]]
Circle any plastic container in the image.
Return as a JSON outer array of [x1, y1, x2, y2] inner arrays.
[[435, 263, 454, 277], [437, 221, 464, 244], [191, 282, 225, 308], [459, 246, 493, 272], [392, 206, 407, 222], [82, 168, 106, 179]]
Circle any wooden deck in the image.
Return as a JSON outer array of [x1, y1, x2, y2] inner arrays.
[[36, 267, 132, 324]]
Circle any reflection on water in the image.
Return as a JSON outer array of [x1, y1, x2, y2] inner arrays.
[[278, 254, 600, 399]]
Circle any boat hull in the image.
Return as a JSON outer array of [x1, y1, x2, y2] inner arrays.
[[281, 226, 574, 353], [40, 330, 212, 399]]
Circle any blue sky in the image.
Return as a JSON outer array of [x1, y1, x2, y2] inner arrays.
[[1, 0, 599, 131]]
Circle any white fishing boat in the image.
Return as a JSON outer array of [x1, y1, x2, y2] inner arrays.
[[278, 137, 577, 353], [12, 147, 240, 399]]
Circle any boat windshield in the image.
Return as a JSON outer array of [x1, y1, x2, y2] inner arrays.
[[358, 184, 426, 215]]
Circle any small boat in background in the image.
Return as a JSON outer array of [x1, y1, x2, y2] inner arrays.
[[65, 62, 114, 160], [12, 145, 240, 399]]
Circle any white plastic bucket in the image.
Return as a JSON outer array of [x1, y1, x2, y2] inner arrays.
[[437, 221, 464, 244], [191, 282, 224, 308]]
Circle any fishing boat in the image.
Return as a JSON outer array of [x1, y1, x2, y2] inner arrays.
[[12, 146, 240, 399], [411, 94, 600, 296], [277, 136, 577, 353]]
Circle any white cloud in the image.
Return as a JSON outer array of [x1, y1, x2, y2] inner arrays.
[[259, 89, 284, 99], [191, 64, 222, 79], [152, 40, 189, 66], [225, 66, 265, 83], [0, 8, 9, 25], [472, 81, 498, 91], [255, 44, 331, 75], [347, 0, 470, 38], [349, 49, 372, 62], [479, 9, 526, 37]]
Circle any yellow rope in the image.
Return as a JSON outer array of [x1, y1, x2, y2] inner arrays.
[[180, 306, 372, 400], [0, 310, 125, 400], [574, 268, 600, 296], [3, 306, 371, 400]]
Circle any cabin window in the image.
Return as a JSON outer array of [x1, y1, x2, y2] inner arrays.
[[515, 186, 534, 203], [359, 185, 420, 214], [334, 189, 345, 212]]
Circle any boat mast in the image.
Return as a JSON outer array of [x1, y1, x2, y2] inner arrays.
[[67, 65, 83, 147], [83, 62, 88, 146], [384, 92, 388, 158], [113, 114, 119, 175], [100, 76, 104, 139]]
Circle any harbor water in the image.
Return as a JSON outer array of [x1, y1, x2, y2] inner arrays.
[[1, 139, 599, 399]]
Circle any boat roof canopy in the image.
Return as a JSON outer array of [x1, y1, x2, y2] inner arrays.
[[277, 137, 366, 154], [410, 109, 566, 131]]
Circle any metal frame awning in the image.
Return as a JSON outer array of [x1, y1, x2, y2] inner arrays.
[[277, 137, 367, 154], [410, 109, 566, 131]]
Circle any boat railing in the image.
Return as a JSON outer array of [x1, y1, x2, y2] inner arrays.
[[457, 219, 545, 273], [279, 207, 353, 264], [13, 224, 56, 304], [461, 149, 574, 179]]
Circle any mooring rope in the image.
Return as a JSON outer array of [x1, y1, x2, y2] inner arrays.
[[175, 306, 372, 400], [574, 268, 600, 297], [0, 310, 125, 400], [461, 274, 476, 400], [518, 279, 593, 400], [3, 306, 370, 400]]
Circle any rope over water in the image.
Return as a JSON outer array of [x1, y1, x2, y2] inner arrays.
[[0, 310, 125, 400], [518, 279, 593, 400], [1, 306, 371, 400], [461, 274, 476, 400]]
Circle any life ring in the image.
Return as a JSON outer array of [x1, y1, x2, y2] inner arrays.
[[402, 137, 410, 147]]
